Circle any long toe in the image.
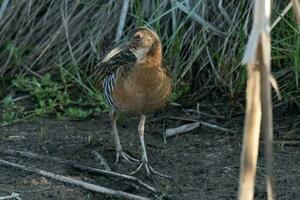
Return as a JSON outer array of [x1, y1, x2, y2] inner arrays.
[[129, 162, 145, 176], [148, 165, 171, 178], [115, 150, 139, 164], [130, 162, 170, 179]]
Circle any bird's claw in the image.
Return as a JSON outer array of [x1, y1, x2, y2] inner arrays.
[[129, 161, 171, 179], [115, 150, 139, 164]]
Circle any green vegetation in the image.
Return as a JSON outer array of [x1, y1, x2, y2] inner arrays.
[[1, 96, 25, 125], [170, 84, 190, 102], [272, 7, 300, 106], [0, 1, 299, 125], [1, 73, 107, 125]]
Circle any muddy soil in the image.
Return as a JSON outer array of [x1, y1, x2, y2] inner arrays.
[[0, 105, 299, 200]]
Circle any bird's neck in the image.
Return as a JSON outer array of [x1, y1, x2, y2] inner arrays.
[[145, 42, 162, 68]]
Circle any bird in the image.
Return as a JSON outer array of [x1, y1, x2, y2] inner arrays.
[[93, 27, 172, 177]]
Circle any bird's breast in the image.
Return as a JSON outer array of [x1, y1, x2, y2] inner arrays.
[[111, 64, 172, 115]]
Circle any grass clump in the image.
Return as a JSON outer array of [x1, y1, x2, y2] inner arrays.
[[1, 96, 25, 125], [271, 6, 300, 107], [1, 73, 107, 125], [0, 0, 299, 124]]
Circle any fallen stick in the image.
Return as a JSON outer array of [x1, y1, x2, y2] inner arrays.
[[183, 109, 225, 119], [169, 116, 198, 122], [150, 114, 172, 122], [165, 121, 234, 138], [0, 149, 156, 194], [0, 159, 150, 200], [0, 192, 20, 200], [199, 121, 235, 133], [265, 140, 300, 146], [92, 151, 111, 171], [165, 122, 200, 138]]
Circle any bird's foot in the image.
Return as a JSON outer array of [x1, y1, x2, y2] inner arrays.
[[115, 150, 139, 164], [129, 160, 170, 178]]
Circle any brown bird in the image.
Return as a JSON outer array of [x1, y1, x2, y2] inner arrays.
[[93, 27, 172, 177]]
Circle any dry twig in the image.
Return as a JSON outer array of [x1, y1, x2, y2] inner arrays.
[[165, 120, 234, 138], [0, 192, 21, 200], [169, 116, 198, 122], [165, 122, 200, 138], [183, 109, 226, 119], [269, 140, 300, 146], [0, 159, 150, 200], [0, 149, 157, 194]]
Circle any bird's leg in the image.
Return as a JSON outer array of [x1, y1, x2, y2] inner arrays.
[[130, 115, 170, 178], [109, 110, 138, 164]]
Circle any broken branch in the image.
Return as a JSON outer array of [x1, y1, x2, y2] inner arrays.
[[0, 149, 157, 194], [165, 120, 234, 138], [0, 159, 150, 200], [0, 192, 20, 200]]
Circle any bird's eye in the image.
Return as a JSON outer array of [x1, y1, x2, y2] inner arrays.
[[135, 33, 143, 40]]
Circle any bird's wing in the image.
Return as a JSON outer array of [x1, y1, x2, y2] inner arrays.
[[93, 46, 137, 87], [101, 47, 124, 63], [93, 46, 137, 111]]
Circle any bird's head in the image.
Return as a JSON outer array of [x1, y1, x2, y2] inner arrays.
[[127, 27, 162, 62]]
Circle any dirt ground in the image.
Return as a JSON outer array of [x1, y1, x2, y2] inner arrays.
[[0, 104, 299, 200]]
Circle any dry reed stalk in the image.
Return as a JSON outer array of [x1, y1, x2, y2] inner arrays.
[[293, 0, 300, 28], [175, 1, 225, 36], [270, 2, 293, 30], [239, 0, 275, 200], [0, 0, 250, 91], [0, 0, 10, 21], [0, 1, 121, 77], [115, 0, 130, 42], [2, 1, 298, 110]]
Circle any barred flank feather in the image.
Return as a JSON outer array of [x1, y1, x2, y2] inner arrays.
[[92, 46, 137, 111], [103, 74, 119, 111]]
